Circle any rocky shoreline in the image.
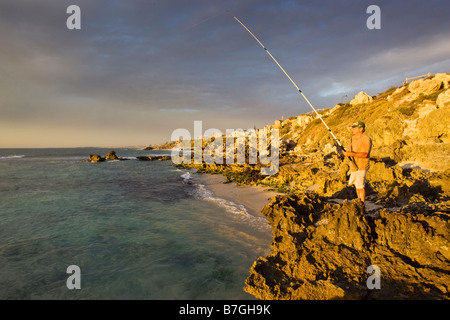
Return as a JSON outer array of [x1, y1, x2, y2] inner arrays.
[[244, 193, 449, 299], [83, 150, 171, 162], [179, 159, 449, 299], [175, 74, 450, 299]]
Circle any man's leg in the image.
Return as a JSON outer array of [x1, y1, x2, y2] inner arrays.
[[355, 170, 367, 202], [356, 188, 366, 202]]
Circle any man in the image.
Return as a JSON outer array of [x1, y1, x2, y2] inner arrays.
[[343, 121, 372, 203]]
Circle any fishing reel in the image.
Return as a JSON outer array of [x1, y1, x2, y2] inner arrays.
[[335, 144, 345, 160]]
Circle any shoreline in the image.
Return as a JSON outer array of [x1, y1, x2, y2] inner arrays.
[[192, 172, 282, 219]]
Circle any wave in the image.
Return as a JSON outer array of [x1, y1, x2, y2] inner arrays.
[[179, 171, 269, 231], [149, 153, 172, 157], [190, 183, 254, 220], [180, 172, 192, 182], [0, 155, 25, 159]]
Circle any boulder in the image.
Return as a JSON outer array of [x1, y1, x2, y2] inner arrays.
[[350, 91, 373, 106], [436, 89, 450, 109]]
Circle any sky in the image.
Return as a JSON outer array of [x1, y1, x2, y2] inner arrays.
[[0, 0, 449, 148]]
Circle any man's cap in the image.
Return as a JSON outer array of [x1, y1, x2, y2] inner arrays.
[[351, 121, 366, 128]]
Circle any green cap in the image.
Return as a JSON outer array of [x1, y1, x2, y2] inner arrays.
[[351, 121, 366, 128]]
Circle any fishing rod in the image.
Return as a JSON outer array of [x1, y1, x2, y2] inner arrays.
[[228, 11, 352, 160]]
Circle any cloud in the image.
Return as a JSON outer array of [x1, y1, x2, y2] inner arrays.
[[362, 35, 450, 70], [0, 0, 449, 147]]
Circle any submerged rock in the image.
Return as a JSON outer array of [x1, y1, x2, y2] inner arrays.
[[244, 193, 450, 299]]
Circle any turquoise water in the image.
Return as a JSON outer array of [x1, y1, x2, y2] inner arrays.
[[0, 148, 271, 299]]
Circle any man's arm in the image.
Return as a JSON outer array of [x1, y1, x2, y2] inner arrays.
[[343, 150, 368, 158]]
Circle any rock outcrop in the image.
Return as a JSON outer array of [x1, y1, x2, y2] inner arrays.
[[437, 89, 450, 109], [86, 150, 125, 162], [105, 150, 119, 160], [408, 77, 443, 99], [350, 91, 373, 105], [244, 193, 450, 299], [88, 154, 105, 163]]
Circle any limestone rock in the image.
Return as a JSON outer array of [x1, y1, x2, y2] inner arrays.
[[350, 91, 373, 106], [244, 193, 450, 300], [296, 114, 313, 129], [274, 120, 283, 129], [408, 77, 443, 99], [387, 86, 408, 101], [436, 89, 450, 109], [417, 102, 437, 118], [433, 73, 450, 89]]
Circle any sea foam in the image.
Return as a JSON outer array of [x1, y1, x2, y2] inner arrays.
[[0, 155, 25, 159], [189, 182, 254, 220]]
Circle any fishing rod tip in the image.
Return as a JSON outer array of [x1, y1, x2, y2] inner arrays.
[[226, 10, 236, 18]]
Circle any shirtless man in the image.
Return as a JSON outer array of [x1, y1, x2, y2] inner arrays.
[[343, 121, 372, 202]]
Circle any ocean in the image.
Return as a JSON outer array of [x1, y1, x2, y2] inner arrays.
[[0, 148, 272, 299]]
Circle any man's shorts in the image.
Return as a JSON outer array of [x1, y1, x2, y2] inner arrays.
[[348, 170, 367, 189]]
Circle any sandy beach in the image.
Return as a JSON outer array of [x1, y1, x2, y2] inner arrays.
[[193, 173, 282, 218]]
